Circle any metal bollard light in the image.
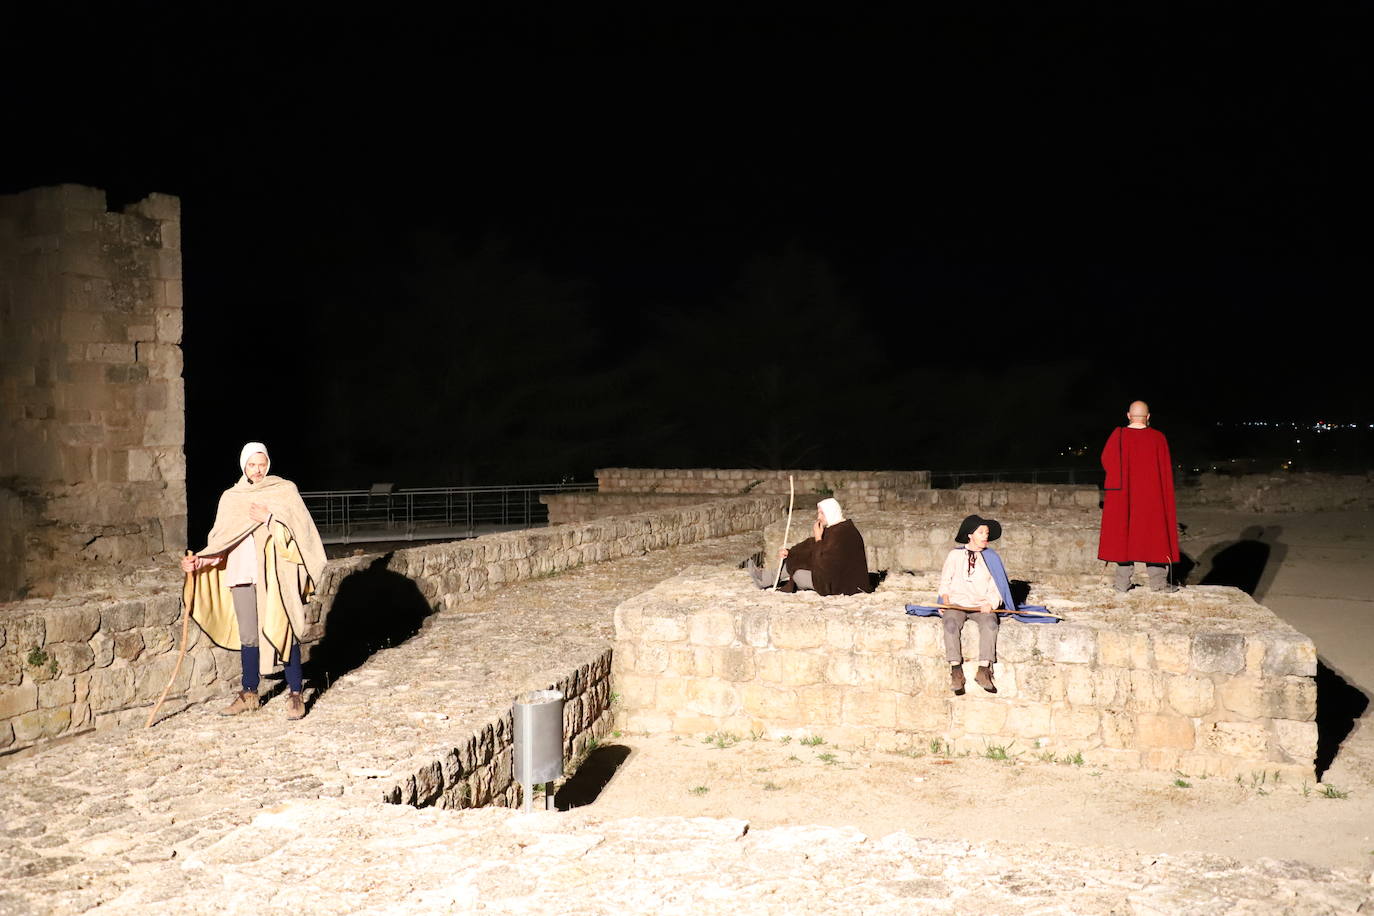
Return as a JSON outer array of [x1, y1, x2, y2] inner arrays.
[[512, 688, 565, 812]]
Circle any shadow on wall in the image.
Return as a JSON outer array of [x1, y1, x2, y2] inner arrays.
[[306, 554, 433, 695], [1316, 659, 1369, 780], [555, 744, 633, 810]]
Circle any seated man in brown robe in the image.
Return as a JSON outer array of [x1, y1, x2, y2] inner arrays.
[[748, 498, 873, 595]]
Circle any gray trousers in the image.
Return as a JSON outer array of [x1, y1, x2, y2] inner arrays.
[[943, 609, 999, 664], [748, 562, 813, 591], [231, 585, 260, 647]]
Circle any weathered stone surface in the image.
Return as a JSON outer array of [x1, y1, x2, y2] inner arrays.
[[0, 682, 39, 718], [1192, 633, 1246, 675], [1136, 714, 1196, 749]]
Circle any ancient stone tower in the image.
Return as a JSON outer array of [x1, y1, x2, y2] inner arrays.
[[0, 184, 186, 601]]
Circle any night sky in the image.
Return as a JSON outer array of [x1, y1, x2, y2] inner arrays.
[[6, 9, 1369, 532]]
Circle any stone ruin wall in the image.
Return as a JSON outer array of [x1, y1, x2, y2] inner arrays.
[[613, 568, 1318, 781], [0, 496, 782, 757], [0, 184, 186, 604], [1178, 471, 1374, 512], [545, 467, 932, 525]]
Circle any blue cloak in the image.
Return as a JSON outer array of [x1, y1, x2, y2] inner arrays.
[[905, 547, 1060, 624]]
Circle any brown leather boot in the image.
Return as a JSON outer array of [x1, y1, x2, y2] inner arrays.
[[285, 691, 306, 721], [950, 665, 966, 696], [219, 689, 260, 716], [975, 665, 997, 694]]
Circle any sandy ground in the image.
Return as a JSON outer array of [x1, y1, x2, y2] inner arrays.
[[575, 509, 1374, 873]]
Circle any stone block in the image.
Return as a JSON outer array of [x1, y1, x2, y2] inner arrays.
[[1261, 635, 1317, 678], [89, 667, 135, 712], [1098, 630, 1151, 669], [740, 683, 800, 720], [0, 682, 39, 718], [49, 642, 95, 675], [1064, 667, 1095, 706], [707, 647, 755, 682], [688, 609, 737, 647], [824, 617, 855, 650], [1090, 667, 1131, 707], [640, 611, 688, 643], [101, 600, 146, 633], [12, 706, 72, 742], [114, 632, 145, 662], [770, 612, 827, 649], [1015, 664, 1064, 704], [826, 652, 899, 688], [1100, 710, 1136, 748], [155, 308, 182, 343], [896, 695, 950, 731], [740, 610, 771, 647], [90, 631, 115, 667], [1039, 626, 1095, 664], [909, 619, 944, 657], [956, 698, 1009, 735], [1135, 714, 1195, 749], [994, 622, 1036, 662], [1272, 719, 1318, 761], [1128, 669, 1165, 713], [1218, 676, 1316, 722], [796, 685, 844, 723], [1192, 633, 1245, 675], [756, 650, 827, 687], [1201, 721, 1269, 759], [38, 676, 75, 708], [1004, 704, 1052, 739], [1151, 632, 1192, 675], [43, 607, 101, 643], [1244, 639, 1266, 676], [841, 689, 897, 728], [1165, 674, 1216, 717], [1051, 707, 1100, 740], [853, 617, 909, 652], [685, 680, 740, 718]]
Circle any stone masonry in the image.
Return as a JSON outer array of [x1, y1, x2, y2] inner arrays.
[[545, 467, 932, 525], [0, 496, 783, 756], [766, 508, 1104, 577], [613, 567, 1318, 781], [0, 184, 186, 602]]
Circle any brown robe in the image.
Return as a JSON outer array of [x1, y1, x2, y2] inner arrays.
[[783, 518, 872, 596]]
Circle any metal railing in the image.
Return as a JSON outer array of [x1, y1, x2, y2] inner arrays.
[[301, 482, 597, 544]]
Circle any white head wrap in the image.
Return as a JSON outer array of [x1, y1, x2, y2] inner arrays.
[[239, 441, 270, 474], [817, 497, 844, 526]]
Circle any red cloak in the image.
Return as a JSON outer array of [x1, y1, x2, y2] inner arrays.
[[1098, 427, 1180, 563]]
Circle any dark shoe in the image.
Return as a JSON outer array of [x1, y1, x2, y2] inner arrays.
[[285, 691, 306, 721], [219, 690, 260, 716], [975, 666, 997, 694], [950, 665, 966, 696]]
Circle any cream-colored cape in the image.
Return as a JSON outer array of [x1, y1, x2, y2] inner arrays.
[[186, 475, 327, 672]]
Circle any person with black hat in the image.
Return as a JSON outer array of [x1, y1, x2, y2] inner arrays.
[[938, 514, 1008, 695]]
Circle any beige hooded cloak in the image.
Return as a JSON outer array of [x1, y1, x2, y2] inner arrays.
[[187, 472, 327, 673]]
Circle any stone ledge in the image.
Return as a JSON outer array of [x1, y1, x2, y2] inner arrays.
[[612, 567, 1318, 780]]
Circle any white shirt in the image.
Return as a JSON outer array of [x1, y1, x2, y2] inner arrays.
[[938, 548, 1002, 609]]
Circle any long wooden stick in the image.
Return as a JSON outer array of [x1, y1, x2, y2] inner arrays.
[[935, 603, 1063, 619], [146, 552, 194, 728], [771, 475, 795, 590]]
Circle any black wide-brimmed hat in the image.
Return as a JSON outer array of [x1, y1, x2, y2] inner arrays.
[[955, 514, 1002, 544]]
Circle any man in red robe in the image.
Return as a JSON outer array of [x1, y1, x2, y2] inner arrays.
[[1098, 400, 1180, 592]]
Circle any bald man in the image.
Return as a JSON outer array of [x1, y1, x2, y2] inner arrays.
[[1098, 401, 1180, 592]]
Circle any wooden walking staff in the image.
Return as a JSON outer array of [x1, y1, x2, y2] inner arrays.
[[935, 603, 1064, 619], [772, 475, 795, 590], [146, 551, 195, 728]]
